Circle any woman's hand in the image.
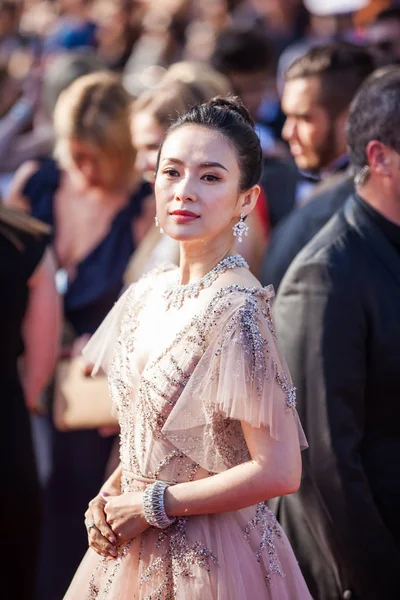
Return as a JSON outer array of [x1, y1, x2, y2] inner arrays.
[[85, 493, 118, 558], [104, 491, 149, 543]]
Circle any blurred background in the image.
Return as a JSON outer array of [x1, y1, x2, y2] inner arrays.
[[0, 0, 397, 199], [1, 1, 400, 598], [0, 0, 398, 238]]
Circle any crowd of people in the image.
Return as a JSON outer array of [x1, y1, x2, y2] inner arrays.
[[1, 0, 400, 599]]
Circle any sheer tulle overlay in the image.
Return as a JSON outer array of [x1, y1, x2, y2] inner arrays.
[[64, 268, 312, 600]]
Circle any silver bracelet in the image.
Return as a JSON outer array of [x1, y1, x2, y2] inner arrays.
[[142, 481, 176, 529]]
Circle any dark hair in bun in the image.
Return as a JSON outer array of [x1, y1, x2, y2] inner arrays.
[[207, 96, 255, 127], [164, 95, 263, 191]]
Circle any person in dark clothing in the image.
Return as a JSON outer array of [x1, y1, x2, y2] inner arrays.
[[0, 207, 60, 599], [271, 67, 400, 600], [259, 154, 302, 229], [262, 173, 353, 290], [261, 42, 375, 290]]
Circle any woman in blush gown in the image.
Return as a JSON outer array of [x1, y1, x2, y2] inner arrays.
[[64, 97, 312, 600]]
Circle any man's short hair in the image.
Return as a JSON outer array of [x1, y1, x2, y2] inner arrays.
[[211, 26, 275, 75], [346, 66, 400, 171], [285, 42, 375, 118]]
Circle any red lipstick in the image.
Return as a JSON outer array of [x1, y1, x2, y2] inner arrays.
[[170, 209, 199, 223]]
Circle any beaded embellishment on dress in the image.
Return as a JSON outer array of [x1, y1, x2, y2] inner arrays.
[[162, 254, 249, 310], [70, 269, 310, 600]]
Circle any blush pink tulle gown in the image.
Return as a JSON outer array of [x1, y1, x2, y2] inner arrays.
[[63, 267, 312, 600]]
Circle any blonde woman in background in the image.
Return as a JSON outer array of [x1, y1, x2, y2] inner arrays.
[[0, 205, 60, 599], [6, 71, 153, 600]]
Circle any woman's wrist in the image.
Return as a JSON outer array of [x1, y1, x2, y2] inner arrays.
[[139, 490, 145, 516], [99, 482, 120, 497], [99, 465, 122, 498], [163, 483, 187, 518]]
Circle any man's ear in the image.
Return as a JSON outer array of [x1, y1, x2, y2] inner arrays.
[[366, 140, 392, 176]]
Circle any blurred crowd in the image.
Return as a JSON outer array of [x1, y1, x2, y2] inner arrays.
[[1, 0, 400, 599]]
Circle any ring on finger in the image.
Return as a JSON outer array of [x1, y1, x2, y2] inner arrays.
[[86, 519, 96, 533]]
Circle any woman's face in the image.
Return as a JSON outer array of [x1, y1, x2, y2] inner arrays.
[[155, 124, 253, 243], [131, 110, 166, 181], [67, 138, 120, 190]]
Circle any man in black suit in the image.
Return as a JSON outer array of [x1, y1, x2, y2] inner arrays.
[[272, 68, 400, 599], [261, 42, 375, 290]]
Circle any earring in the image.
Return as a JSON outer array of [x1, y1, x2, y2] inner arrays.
[[354, 165, 370, 187], [233, 213, 249, 243], [154, 215, 164, 233]]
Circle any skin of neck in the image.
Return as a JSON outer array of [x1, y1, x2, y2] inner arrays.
[[178, 227, 237, 286], [357, 176, 400, 227]]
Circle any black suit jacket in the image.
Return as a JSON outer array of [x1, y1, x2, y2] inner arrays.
[[261, 174, 354, 291], [272, 195, 400, 600], [261, 156, 301, 228]]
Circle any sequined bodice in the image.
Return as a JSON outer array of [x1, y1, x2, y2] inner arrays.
[[107, 270, 296, 488]]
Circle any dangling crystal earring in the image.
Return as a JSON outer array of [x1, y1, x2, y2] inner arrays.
[[233, 213, 249, 243], [154, 215, 164, 233]]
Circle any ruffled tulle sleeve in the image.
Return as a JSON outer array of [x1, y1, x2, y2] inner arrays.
[[83, 273, 158, 377], [82, 267, 174, 376], [82, 285, 134, 376], [162, 288, 307, 472]]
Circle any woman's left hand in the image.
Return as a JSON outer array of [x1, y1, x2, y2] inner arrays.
[[103, 491, 149, 543]]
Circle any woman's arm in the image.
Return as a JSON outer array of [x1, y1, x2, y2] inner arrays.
[[164, 416, 302, 517], [103, 416, 301, 542], [1, 126, 53, 172], [21, 248, 61, 411], [5, 160, 40, 212], [0, 99, 35, 162]]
